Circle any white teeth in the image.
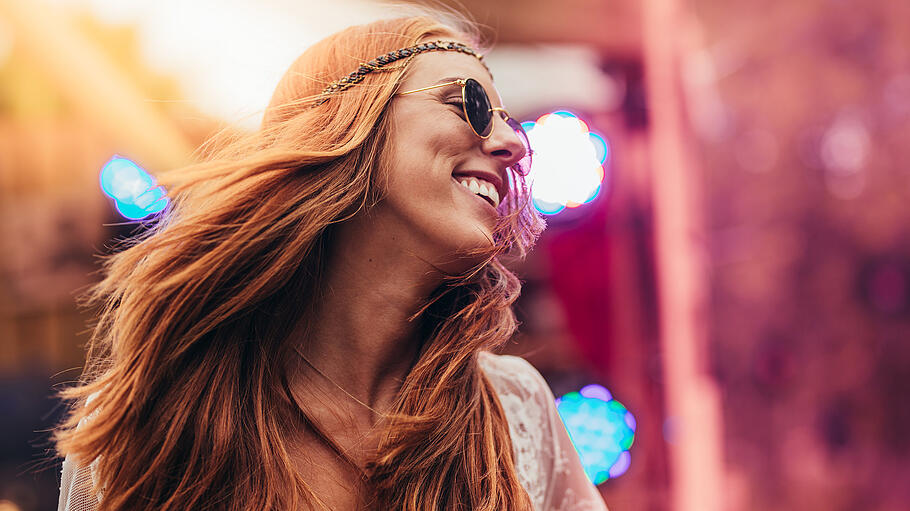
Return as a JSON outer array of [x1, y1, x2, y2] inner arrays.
[[455, 176, 500, 208]]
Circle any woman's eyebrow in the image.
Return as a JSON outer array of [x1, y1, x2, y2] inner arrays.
[[434, 76, 464, 85]]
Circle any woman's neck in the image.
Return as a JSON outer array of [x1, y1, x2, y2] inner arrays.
[[286, 214, 445, 422]]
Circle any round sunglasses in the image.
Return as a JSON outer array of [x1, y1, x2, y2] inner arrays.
[[398, 78, 533, 176]]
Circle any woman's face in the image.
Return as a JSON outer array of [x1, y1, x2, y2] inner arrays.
[[375, 49, 527, 273]]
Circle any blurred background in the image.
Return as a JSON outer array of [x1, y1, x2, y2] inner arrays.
[[1, 0, 909, 509]]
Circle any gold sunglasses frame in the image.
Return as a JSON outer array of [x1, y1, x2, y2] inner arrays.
[[397, 78, 519, 140]]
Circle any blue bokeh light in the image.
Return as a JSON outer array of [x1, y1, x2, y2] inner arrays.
[[532, 197, 566, 215], [556, 384, 636, 484], [588, 132, 609, 165], [100, 156, 169, 220]]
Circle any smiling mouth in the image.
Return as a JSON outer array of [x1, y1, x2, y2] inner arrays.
[[452, 176, 500, 208]]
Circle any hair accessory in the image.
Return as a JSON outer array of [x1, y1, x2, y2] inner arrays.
[[311, 40, 486, 107]]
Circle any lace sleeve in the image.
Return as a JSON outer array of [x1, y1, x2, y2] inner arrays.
[[479, 353, 608, 511], [58, 395, 102, 511], [58, 453, 101, 511]]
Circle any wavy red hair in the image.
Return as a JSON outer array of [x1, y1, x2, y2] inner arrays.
[[56, 13, 544, 511]]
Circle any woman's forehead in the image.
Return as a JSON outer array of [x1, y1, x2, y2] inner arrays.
[[401, 52, 500, 101]]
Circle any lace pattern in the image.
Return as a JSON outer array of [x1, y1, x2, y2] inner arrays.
[[479, 353, 608, 511]]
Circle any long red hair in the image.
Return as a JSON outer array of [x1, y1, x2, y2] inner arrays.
[[56, 14, 544, 510]]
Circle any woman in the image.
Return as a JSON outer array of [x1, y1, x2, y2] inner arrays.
[[56, 13, 608, 511]]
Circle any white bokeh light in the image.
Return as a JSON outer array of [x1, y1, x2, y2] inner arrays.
[[524, 111, 608, 215]]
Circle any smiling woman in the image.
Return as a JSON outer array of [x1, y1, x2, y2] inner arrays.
[[54, 12, 607, 511]]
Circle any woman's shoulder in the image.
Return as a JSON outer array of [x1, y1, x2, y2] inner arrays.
[[478, 351, 555, 402], [477, 352, 560, 508], [477, 352, 610, 511], [58, 392, 104, 511]]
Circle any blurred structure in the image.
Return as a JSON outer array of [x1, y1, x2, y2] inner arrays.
[[690, 1, 910, 510], [0, 3, 206, 509]]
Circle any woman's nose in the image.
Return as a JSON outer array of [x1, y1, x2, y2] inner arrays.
[[482, 113, 527, 169]]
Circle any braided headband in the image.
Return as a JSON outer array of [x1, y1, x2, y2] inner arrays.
[[312, 40, 486, 107]]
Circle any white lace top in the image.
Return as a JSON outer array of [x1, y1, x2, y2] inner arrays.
[[478, 353, 608, 511], [58, 353, 608, 511]]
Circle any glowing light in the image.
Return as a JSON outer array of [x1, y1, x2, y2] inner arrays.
[[580, 383, 612, 401], [820, 110, 869, 200], [588, 132, 608, 165], [100, 156, 169, 220], [523, 110, 609, 215], [556, 384, 636, 484]]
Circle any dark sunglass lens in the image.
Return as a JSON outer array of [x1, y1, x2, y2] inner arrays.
[[463, 78, 493, 137]]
